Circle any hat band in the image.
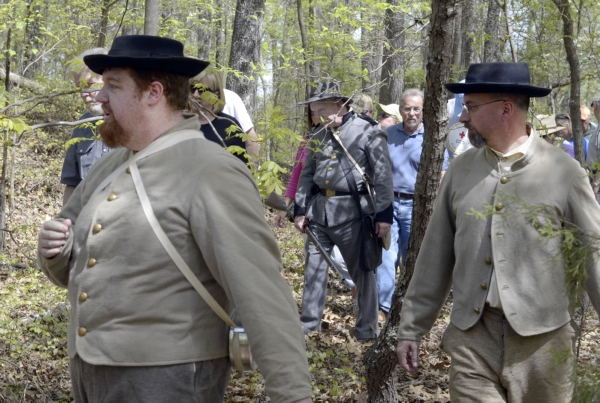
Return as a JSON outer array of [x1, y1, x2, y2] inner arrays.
[[108, 48, 181, 58]]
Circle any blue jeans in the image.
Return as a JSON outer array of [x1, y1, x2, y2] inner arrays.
[[376, 197, 413, 312]]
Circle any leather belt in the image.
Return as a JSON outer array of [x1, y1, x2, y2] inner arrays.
[[394, 192, 414, 199], [321, 189, 368, 197]]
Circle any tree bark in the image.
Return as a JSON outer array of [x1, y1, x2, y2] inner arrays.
[[460, 0, 477, 69], [483, 0, 502, 62], [554, 0, 582, 164], [363, 0, 457, 400], [196, 7, 212, 60], [297, 0, 312, 99], [379, 0, 405, 105], [228, 0, 266, 117], [144, 0, 160, 36], [214, 2, 226, 67], [97, 0, 110, 48], [451, 5, 462, 79], [497, 0, 518, 62]]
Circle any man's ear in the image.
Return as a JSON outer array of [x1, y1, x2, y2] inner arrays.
[[146, 81, 164, 106]]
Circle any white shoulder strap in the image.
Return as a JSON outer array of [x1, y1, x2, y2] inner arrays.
[[127, 151, 236, 328], [89, 130, 204, 201], [331, 129, 376, 206]]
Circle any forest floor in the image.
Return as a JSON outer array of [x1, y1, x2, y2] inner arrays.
[[0, 132, 599, 402]]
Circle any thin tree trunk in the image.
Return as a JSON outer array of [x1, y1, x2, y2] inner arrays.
[[297, 0, 312, 99], [451, 6, 462, 79], [554, 0, 582, 164], [364, 0, 457, 400], [144, 0, 160, 36], [228, 0, 266, 117], [214, 2, 226, 67], [0, 29, 11, 252], [497, 0, 518, 62], [483, 0, 502, 62], [379, 0, 405, 105], [97, 0, 110, 48], [460, 0, 477, 69], [196, 7, 212, 60]]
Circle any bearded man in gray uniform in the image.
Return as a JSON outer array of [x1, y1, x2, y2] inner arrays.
[[294, 82, 394, 341], [396, 62, 600, 402], [37, 35, 311, 403]]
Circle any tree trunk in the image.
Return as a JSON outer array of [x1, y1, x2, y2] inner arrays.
[[483, 0, 502, 62], [228, 0, 266, 117], [214, 2, 226, 67], [144, 0, 160, 36], [297, 0, 312, 99], [196, 8, 212, 60], [451, 5, 462, 79], [379, 0, 405, 105], [499, 0, 518, 62], [460, 0, 477, 69], [363, 0, 457, 400], [554, 0, 582, 164], [97, 0, 110, 48]]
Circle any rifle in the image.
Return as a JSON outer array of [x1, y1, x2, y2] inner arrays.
[[264, 192, 345, 276]]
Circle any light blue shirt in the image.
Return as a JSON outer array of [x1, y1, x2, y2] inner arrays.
[[568, 137, 589, 160], [386, 122, 425, 194]]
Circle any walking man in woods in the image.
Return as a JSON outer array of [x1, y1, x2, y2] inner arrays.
[[61, 48, 111, 205], [396, 62, 600, 402], [294, 81, 394, 340], [376, 89, 424, 319], [37, 35, 311, 403]]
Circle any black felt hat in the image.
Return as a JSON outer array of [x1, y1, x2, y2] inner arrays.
[[298, 81, 353, 105], [84, 35, 208, 77], [445, 63, 551, 97]]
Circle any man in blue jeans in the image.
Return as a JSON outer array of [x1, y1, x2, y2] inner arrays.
[[376, 88, 424, 318]]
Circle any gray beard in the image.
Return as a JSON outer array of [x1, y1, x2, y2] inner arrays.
[[88, 103, 104, 116], [468, 130, 487, 149]]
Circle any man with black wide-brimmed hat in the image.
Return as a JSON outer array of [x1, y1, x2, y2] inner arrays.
[[294, 81, 394, 340], [395, 62, 600, 401], [37, 35, 311, 403]]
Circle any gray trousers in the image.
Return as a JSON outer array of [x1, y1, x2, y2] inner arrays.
[[70, 355, 230, 403], [300, 219, 379, 340]]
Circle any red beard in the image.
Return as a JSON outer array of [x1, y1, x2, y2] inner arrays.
[[98, 116, 131, 149]]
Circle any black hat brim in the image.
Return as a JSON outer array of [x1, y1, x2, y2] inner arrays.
[[445, 83, 551, 97], [84, 55, 209, 78], [298, 94, 353, 105]]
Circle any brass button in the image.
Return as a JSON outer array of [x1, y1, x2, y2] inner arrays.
[[332, 155, 337, 160], [107, 193, 117, 201], [325, 180, 330, 185], [500, 176, 508, 184], [79, 292, 88, 302], [328, 167, 333, 171], [473, 308, 480, 314], [500, 157, 507, 162], [92, 224, 102, 234], [126, 168, 131, 174], [480, 283, 487, 290], [495, 203, 504, 211], [335, 131, 340, 134], [87, 258, 96, 268], [484, 258, 491, 265], [78, 327, 87, 337]]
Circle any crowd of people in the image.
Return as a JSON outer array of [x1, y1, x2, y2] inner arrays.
[[36, 34, 600, 403]]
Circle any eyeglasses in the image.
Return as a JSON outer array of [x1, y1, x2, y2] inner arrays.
[[402, 107, 422, 114], [461, 99, 506, 114], [190, 83, 219, 95]]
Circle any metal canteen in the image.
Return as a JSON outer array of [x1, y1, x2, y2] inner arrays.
[[229, 327, 257, 371]]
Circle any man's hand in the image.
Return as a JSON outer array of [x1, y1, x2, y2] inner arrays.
[[294, 215, 308, 234], [396, 339, 420, 374], [38, 219, 72, 259], [375, 221, 391, 238], [275, 210, 288, 228]]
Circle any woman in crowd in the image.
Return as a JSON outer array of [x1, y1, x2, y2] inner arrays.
[[189, 66, 248, 164]]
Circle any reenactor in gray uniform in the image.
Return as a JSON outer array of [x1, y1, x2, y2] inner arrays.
[[294, 82, 394, 340]]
